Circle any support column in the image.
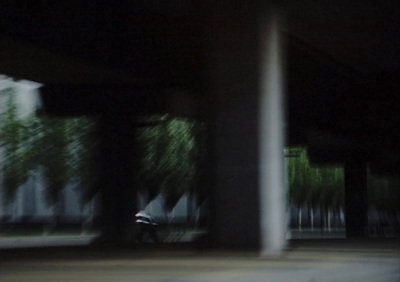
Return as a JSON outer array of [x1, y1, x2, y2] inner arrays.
[[206, 3, 287, 253], [344, 156, 368, 238], [98, 97, 138, 244], [259, 13, 287, 255]]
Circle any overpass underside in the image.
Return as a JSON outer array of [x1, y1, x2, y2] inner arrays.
[[1, 1, 399, 254]]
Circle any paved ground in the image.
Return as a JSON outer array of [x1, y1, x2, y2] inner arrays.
[[1, 238, 399, 282], [0, 228, 344, 249], [0, 234, 98, 249]]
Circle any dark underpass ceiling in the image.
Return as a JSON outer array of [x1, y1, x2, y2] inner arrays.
[[283, 0, 400, 74], [1, 0, 399, 174]]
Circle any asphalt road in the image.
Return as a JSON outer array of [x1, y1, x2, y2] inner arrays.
[[1, 239, 399, 282]]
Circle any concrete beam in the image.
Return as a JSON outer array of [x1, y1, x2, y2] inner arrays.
[[1, 36, 149, 85]]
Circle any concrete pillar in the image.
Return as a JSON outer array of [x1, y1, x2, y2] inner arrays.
[[344, 156, 368, 238], [206, 3, 287, 253], [259, 13, 287, 255], [98, 97, 138, 243]]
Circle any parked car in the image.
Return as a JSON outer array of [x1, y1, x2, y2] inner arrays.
[[135, 212, 159, 243]]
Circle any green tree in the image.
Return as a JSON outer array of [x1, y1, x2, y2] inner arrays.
[[368, 173, 400, 213], [368, 173, 400, 234], [30, 112, 99, 208], [1, 76, 100, 212], [1, 79, 203, 221], [68, 117, 100, 203], [35, 113, 73, 206], [288, 147, 344, 208], [136, 115, 204, 215], [1, 83, 31, 203], [136, 115, 169, 203], [288, 147, 344, 229]]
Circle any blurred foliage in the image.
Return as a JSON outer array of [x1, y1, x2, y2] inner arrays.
[[68, 117, 100, 203], [368, 172, 400, 213], [136, 115, 206, 212], [1, 81, 31, 202], [287, 147, 344, 210], [33, 113, 73, 205], [28, 111, 99, 206], [1, 77, 99, 207], [1, 77, 206, 212], [288, 147, 399, 214], [5, 75, 396, 218]]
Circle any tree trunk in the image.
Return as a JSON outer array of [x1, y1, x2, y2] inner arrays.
[[298, 206, 302, 231], [311, 206, 314, 231], [338, 208, 343, 227], [320, 205, 324, 233], [187, 191, 195, 226], [327, 207, 331, 232]]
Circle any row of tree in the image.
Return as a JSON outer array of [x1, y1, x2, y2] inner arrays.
[[287, 147, 399, 226], [287, 147, 344, 228], [1, 77, 97, 208], [2, 76, 397, 225], [136, 115, 206, 213], [1, 76, 206, 217], [287, 147, 344, 211]]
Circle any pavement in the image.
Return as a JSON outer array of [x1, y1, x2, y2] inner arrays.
[[1, 235, 399, 282], [0, 234, 98, 249]]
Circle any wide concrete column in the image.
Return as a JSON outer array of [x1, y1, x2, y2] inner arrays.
[[344, 156, 368, 238], [98, 97, 138, 244], [206, 3, 287, 253]]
